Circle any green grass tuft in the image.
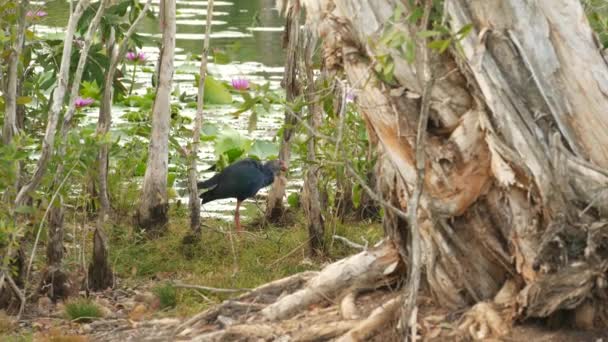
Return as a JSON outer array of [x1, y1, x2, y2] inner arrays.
[[106, 208, 383, 317], [153, 284, 177, 310], [64, 298, 103, 322]]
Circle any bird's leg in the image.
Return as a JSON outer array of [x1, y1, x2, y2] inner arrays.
[[235, 200, 242, 233]]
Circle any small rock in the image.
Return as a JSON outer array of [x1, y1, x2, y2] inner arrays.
[[82, 323, 92, 333]]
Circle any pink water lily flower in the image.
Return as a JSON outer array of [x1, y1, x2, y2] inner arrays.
[[231, 78, 250, 91], [26, 10, 48, 18], [126, 51, 147, 64], [74, 97, 95, 108]]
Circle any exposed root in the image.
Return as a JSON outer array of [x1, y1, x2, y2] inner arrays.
[[455, 302, 510, 340], [261, 240, 401, 321], [337, 295, 401, 342], [340, 290, 360, 320], [519, 262, 608, 319], [171, 242, 402, 341]]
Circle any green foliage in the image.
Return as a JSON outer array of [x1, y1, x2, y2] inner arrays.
[[249, 140, 279, 161], [64, 298, 103, 322], [153, 284, 177, 310], [287, 192, 300, 208], [372, 0, 473, 79], [202, 75, 233, 105], [585, 0, 608, 48]]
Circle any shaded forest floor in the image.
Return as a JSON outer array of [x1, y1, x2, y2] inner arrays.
[[0, 205, 384, 341], [1, 206, 607, 341]]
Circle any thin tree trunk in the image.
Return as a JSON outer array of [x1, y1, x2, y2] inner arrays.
[[44, 0, 108, 299], [2, 0, 28, 146], [43, 199, 71, 301], [265, 3, 301, 223], [87, 223, 113, 291], [187, 0, 214, 237], [301, 29, 325, 257], [96, 0, 152, 218], [89, 0, 151, 289], [14, 0, 90, 207], [136, 0, 176, 237]]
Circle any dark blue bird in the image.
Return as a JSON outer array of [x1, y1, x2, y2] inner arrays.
[[198, 158, 287, 232]]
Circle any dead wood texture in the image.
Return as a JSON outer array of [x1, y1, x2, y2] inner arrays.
[[291, 0, 608, 334], [265, 2, 301, 223], [136, 0, 176, 237]]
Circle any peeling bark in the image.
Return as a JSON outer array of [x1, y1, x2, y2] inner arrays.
[[265, 3, 301, 223], [136, 0, 175, 237], [301, 29, 325, 257], [2, 0, 29, 145], [187, 0, 214, 236], [292, 0, 608, 330]]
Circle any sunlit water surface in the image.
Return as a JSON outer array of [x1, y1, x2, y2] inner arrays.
[[41, 0, 300, 222]]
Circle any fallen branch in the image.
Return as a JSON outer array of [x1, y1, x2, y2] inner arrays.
[[174, 271, 317, 334], [333, 235, 366, 251], [261, 241, 400, 321]]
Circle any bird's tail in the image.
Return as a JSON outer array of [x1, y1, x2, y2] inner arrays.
[[197, 174, 219, 189]]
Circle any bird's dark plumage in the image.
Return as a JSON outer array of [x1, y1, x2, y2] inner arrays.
[[198, 158, 285, 204], [198, 158, 286, 232]]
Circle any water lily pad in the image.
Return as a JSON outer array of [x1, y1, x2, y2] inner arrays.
[[203, 75, 232, 105], [249, 140, 278, 160]]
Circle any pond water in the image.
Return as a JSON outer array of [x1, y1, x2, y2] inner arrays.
[[39, 0, 300, 222]]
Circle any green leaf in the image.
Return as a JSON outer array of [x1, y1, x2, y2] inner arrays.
[[428, 39, 452, 53], [249, 140, 279, 160], [14, 206, 35, 214], [352, 184, 362, 209], [417, 30, 442, 38], [203, 76, 232, 104], [456, 23, 474, 38], [167, 172, 176, 187], [16, 96, 32, 105], [247, 110, 258, 133], [287, 192, 300, 208], [214, 128, 250, 158]]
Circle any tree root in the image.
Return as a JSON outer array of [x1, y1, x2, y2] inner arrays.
[[337, 295, 401, 342], [173, 241, 402, 341], [261, 240, 401, 321]]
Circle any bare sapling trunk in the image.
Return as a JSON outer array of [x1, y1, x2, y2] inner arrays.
[[2, 0, 29, 146], [42, 0, 108, 300], [96, 0, 152, 218], [301, 29, 325, 257], [14, 0, 90, 207], [44, 199, 71, 301], [89, 0, 151, 290], [136, 0, 176, 237], [186, 0, 214, 238], [87, 224, 113, 291], [264, 3, 301, 223]]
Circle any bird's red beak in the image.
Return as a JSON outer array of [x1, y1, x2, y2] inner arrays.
[[280, 160, 288, 172]]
